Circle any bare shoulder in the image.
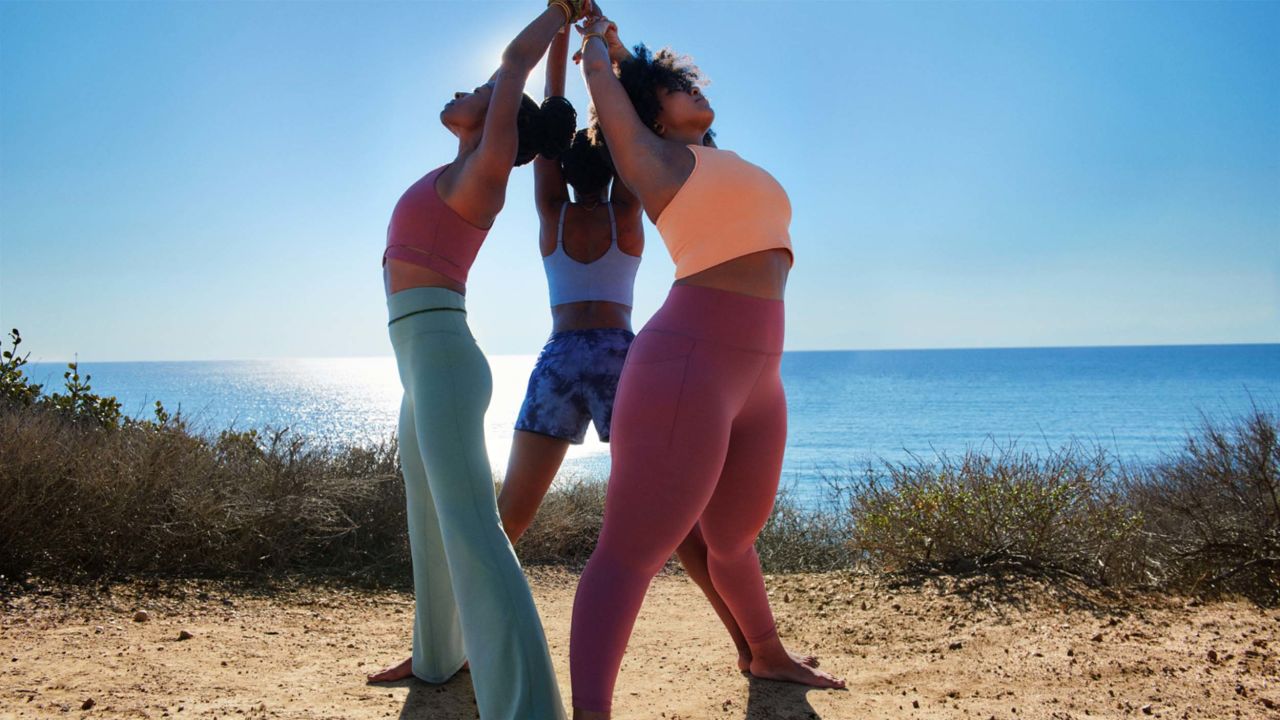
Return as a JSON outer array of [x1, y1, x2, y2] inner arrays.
[[632, 140, 699, 224], [538, 203, 561, 258], [615, 202, 645, 258], [436, 155, 504, 228], [654, 139, 699, 179]]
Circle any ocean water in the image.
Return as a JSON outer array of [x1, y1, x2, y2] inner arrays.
[[27, 344, 1280, 498]]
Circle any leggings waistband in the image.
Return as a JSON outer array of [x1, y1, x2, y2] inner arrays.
[[645, 284, 784, 354], [387, 287, 467, 325]]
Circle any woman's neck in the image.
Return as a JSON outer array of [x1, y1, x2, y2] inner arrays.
[[666, 127, 710, 147], [573, 191, 605, 207], [454, 130, 482, 160]]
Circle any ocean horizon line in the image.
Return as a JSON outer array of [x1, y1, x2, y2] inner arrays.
[[22, 340, 1280, 366]]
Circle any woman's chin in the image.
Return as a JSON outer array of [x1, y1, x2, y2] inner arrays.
[[439, 114, 468, 137]]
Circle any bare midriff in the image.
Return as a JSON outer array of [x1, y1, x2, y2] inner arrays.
[[673, 248, 791, 300], [384, 258, 467, 296], [550, 300, 633, 333]]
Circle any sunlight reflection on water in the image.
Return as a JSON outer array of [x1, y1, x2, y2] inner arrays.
[[29, 355, 610, 482], [28, 345, 1280, 504]]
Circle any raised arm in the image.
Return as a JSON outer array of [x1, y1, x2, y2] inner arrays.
[[608, 169, 639, 208], [453, 5, 575, 206], [534, 27, 572, 213], [546, 25, 569, 98], [577, 18, 690, 223], [601, 7, 634, 65]]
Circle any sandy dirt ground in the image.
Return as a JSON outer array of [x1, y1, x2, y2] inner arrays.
[[1, 569, 1276, 719]]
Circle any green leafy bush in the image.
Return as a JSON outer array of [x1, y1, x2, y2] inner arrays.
[[1, 329, 123, 427], [0, 329, 42, 408]]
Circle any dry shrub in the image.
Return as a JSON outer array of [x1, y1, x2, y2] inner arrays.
[[1125, 407, 1280, 604], [516, 477, 607, 567], [847, 443, 1145, 585], [756, 480, 854, 572], [4, 376, 1277, 609], [515, 477, 853, 573], [0, 404, 407, 582]]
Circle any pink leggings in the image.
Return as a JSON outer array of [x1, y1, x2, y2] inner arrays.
[[570, 284, 786, 713]]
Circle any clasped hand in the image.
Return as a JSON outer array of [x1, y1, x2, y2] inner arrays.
[[572, 2, 629, 65]]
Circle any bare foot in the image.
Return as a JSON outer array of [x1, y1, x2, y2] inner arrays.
[[366, 657, 413, 683], [749, 652, 845, 689], [366, 657, 469, 683], [737, 649, 819, 673]]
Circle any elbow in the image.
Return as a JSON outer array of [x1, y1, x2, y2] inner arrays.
[[501, 46, 537, 75], [582, 56, 612, 80], [495, 62, 529, 89]]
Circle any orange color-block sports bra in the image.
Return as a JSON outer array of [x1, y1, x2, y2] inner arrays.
[[654, 145, 793, 279], [383, 165, 489, 284]]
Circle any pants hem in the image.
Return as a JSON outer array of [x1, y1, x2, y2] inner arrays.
[[412, 655, 468, 685]]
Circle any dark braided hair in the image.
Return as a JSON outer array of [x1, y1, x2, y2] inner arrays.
[[615, 44, 714, 141], [516, 95, 576, 167], [560, 128, 614, 196]]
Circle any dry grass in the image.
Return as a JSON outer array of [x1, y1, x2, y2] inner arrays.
[[2, 395, 1276, 605], [845, 443, 1146, 585], [1124, 407, 1280, 604], [0, 406, 408, 582], [517, 477, 607, 567]]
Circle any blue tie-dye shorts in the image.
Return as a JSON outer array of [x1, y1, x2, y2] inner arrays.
[[514, 328, 635, 444]]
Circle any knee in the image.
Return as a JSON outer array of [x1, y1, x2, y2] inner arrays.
[[699, 524, 759, 565], [496, 486, 527, 520], [675, 528, 711, 567], [588, 535, 668, 582], [497, 496, 534, 544]]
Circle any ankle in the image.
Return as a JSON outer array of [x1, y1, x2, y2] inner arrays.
[[747, 633, 788, 665]]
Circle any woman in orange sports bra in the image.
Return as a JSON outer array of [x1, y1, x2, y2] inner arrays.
[[566, 9, 846, 718], [503, 21, 796, 690], [367, 3, 589, 718]]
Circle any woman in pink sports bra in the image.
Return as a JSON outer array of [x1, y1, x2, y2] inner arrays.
[[367, 3, 589, 718], [566, 8, 847, 718]]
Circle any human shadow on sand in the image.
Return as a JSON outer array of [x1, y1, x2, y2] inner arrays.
[[390, 675, 478, 720], [389, 673, 833, 719], [744, 675, 831, 720]]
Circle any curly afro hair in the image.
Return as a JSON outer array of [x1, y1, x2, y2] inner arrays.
[[616, 44, 714, 141], [516, 95, 576, 167], [559, 129, 614, 196]]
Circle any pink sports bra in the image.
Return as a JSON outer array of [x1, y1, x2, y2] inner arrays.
[[655, 145, 793, 279], [383, 165, 489, 284]]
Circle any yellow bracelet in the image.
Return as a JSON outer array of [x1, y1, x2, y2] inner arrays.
[[580, 32, 606, 56], [548, 0, 572, 23], [563, 0, 587, 19]]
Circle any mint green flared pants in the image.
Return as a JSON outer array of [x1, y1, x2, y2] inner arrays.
[[387, 287, 566, 720]]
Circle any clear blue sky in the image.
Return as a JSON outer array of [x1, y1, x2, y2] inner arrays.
[[2, 0, 1277, 362]]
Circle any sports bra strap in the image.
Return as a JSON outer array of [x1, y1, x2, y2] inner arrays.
[[557, 201, 618, 249], [556, 201, 570, 247]]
